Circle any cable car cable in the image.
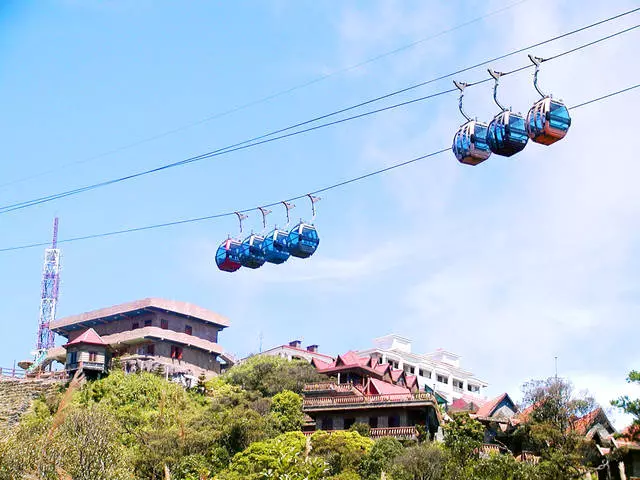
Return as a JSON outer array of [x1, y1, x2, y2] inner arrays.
[[0, 82, 637, 254], [1, 22, 638, 215], [0, 0, 532, 191]]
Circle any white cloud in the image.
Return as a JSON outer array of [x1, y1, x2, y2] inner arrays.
[[334, 0, 640, 408]]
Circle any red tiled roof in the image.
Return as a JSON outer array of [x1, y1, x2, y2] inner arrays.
[[64, 328, 105, 347], [405, 374, 418, 389], [369, 378, 411, 395], [390, 369, 403, 382], [374, 363, 390, 374], [335, 351, 369, 367], [312, 358, 334, 370], [573, 407, 604, 435], [476, 393, 511, 418], [450, 398, 472, 412]]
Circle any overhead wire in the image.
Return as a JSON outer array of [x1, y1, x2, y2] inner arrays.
[[0, 0, 532, 190], [1, 17, 639, 215], [0, 82, 638, 254]]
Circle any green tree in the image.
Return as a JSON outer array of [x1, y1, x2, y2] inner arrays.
[[390, 442, 446, 480], [612, 370, 640, 440], [269, 390, 304, 433], [442, 413, 483, 464], [224, 355, 325, 396], [517, 377, 598, 479], [220, 431, 327, 480], [349, 422, 371, 437], [310, 430, 374, 476], [358, 437, 404, 480], [472, 452, 543, 480]]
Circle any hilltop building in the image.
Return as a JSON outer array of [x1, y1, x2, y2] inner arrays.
[[356, 334, 488, 403], [243, 339, 334, 364], [48, 298, 234, 379], [63, 328, 109, 379], [302, 351, 443, 440]]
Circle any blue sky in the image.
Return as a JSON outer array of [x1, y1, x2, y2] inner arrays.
[[0, 0, 638, 423]]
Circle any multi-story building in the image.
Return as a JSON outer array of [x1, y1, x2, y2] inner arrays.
[[49, 298, 234, 378], [303, 351, 443, 440], [356, 334, 488, 403], [243, 339, 334, 364]]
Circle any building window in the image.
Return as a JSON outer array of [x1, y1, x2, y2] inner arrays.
[[132, 322, 139, 330], [404, 364, 415, 374], [322, 417, 333, 430], [453, 379, 464, 391], [144, 319, 152, 327], [170, 345, 183, 360], [389, 415, 400, 428], [161, 319, 168, 330], [369, 416, 379, 428], [88, 351, 97, 362], [68, 351, 77, 364], [437, 374, 449, 384], [387, 359, 394, 366], [467, 384, 480, 393], [344, 418, 355, 430], [419, 369, 432, 379], [185, 325, 192, 335], [146, 344, 155, 355]]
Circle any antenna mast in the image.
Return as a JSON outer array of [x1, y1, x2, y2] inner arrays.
[[33, 218, 61, 369]]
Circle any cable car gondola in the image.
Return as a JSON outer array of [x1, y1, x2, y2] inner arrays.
[[239, 233, 266, 269], [263, 228, 291, 264], [215, 238, 242, 272], [486, 69, 528, 157], [288, 194, 320, 259], [451, 81, 492, 166], [526, 55, 571, 145], [288, 223, 319, 259]]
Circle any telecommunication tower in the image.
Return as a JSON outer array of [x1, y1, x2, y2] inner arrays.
[[33, 218, 61, 368]]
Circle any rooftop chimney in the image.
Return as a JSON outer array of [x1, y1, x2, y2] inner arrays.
[[289, 340, 302, 348], [306, 344, 318, 353]]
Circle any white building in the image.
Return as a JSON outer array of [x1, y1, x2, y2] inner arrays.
[[242, 340, 335, 365], [356, 334, 487, 403]]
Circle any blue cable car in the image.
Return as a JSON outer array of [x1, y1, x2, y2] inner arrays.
[[288, 222, 319, 259], [215, 238, 242, 273], [487, 110, 528, 157], [526, 55, 571, 145], [239, 233, 266, 269], [451, 81, 492, 166], [486, 69, 528, 157], [453, 120, 492, 165], [263, 228, 291, 264]]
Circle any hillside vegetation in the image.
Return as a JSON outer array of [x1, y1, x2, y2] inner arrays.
[[0, 356, 636, 479]]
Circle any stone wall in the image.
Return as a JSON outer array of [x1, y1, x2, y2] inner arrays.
[[0, 379, 60, 434]]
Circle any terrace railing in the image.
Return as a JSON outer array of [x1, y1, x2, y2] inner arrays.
[[0, 367, 66, 381], [370, 426, 418, 439], [303, 382, 355, 393], [303, 426, 419, 439], [303, 392, 436, 408], [0, 366, 25, 379]]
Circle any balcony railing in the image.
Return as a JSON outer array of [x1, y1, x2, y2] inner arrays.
[[303, 426, 418, 439], [303, 392, 436, 408], [0, 366, 25, 379], [303, 382, 355, 393], [370, 426, 418, 439], [67, 361, 105, 372]]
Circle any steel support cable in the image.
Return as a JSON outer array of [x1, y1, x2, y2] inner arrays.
[[0, 0, 533, 190], [0, 82, 637, 254], [1, 22, 638, 215]]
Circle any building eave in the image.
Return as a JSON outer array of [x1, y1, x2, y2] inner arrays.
[[51, 298, 230, 334]]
